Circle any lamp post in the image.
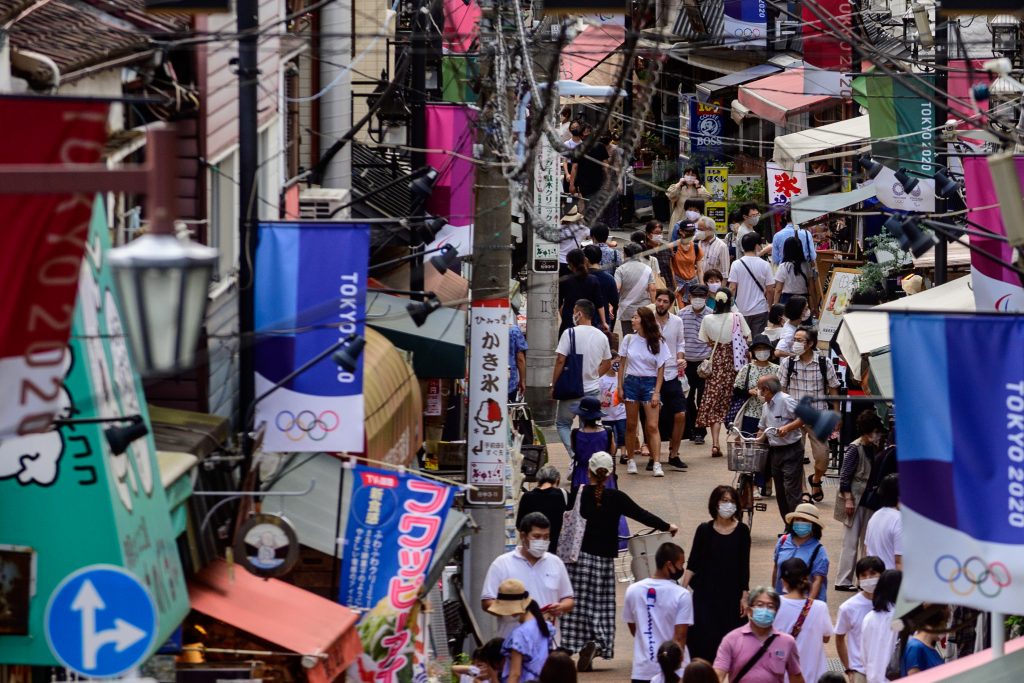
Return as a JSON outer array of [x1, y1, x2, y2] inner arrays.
[[0, 123, 217, 377]]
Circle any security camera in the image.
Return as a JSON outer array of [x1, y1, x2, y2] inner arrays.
[[983, 58, 1013, 76]]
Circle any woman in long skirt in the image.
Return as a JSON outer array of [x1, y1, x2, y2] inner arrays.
[[696, 289, 751, 457]]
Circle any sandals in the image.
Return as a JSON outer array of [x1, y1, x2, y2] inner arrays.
[[807, 475, 824, 502], [711, 446, 723, 458]]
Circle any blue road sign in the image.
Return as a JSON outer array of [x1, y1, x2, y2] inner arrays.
[[45, 565, 158, 678]]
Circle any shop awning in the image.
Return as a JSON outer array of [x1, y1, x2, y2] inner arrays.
[[366, 291, 466, 379], [791, 185, 876, 225], [773, 116, 872, 170], [157, 451, 197, 537], [697, 63, 782, 102], [560, 24, 624, 81], [189, 560, 362, 683], [738, 68, 841, 126], [835, 275, 975, 396], [149, 405, 231, 459], [363, 327, 423, 465]]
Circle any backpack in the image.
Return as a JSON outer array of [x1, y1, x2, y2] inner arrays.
[[784, 354, 830, 392]]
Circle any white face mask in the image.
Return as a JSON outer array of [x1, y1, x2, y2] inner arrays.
[[718, 502, 737, 519], [695, 230, 709, 241], [691, 300, 706, 312], [685, 210, 700, 221], [708, 283, 721, 293], [754, 349, 771, 361], [652, 235, 664, 244], [790, 341, 806, 355], [680, 236, 694, 245], [527, 539, 550, 558], [572, 313, 581, 327], [859, 577, 879, 593], [745, 215, 759, 227]]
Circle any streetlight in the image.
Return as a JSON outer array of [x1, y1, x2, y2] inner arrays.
[[989, 15, 1020, 63]]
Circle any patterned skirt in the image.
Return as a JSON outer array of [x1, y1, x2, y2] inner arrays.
[[560, 551, 617, 658], [696, 343, 738, 427]]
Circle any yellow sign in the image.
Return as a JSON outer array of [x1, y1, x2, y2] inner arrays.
[[706, 201, 729, 234], [705, 166, 729, 202]]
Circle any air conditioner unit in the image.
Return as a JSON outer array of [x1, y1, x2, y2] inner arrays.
[[298, 188, 351, 220]]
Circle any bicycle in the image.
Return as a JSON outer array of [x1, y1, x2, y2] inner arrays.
[[724, 423, 777, 530]]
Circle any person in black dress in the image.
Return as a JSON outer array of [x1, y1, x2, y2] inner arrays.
[[515, 465, 568, 554], [682, 485, 751, 663], [559, 248, 607, 335]]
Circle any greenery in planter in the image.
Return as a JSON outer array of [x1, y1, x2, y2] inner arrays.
[[727, 176, 767, 218], [856, 229, 913, 296]]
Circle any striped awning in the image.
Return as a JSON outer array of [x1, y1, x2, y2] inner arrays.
[[671, 0, 725, 43], [363, 327, 422, 466]]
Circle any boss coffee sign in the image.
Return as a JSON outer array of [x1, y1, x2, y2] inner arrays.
[[689, 98, 725, 158]]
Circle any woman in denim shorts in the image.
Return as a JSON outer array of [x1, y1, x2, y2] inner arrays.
[[618, 307, 671, 477]]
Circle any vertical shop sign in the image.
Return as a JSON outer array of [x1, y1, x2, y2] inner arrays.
[[426, 104, 477, 254], [254, 222, 369, 453], [466, 300, 510, 505], [532, 119, 560, 272], [0, 198, 188, 666], [340, 465, 454, 682], [723, 0, 767, 48], [689, 99, 725, 161], [0, 98, 108, 442], [704, 166, 729, 233], [425, 379, 443, 417], [767, 161, 807, 205]]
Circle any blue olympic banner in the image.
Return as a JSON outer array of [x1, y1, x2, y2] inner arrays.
[[254, 222, 369, 453], [338, 465, 454, 681], [723, 0, 767, 49], [890, 313, 1024, 610]]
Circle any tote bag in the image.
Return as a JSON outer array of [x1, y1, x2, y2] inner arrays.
[[558, 487, 587, 564], [552, 328, 585, 400]]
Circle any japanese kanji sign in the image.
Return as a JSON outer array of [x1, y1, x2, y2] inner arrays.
[[467, 300, 510, 505], [766, 161, 808, 205], [532, 120, 560, 272]]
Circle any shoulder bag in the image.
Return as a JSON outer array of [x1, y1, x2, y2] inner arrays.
[[558, 487, 587, 564], [732, 633, 779, 683], [789, 599, 814, 639], [697, 315, 728, 379], [553, 328, 585, 400]]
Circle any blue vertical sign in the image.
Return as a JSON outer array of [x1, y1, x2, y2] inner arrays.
[[689, 98, 726, 167], [254, 222, 370, 453]]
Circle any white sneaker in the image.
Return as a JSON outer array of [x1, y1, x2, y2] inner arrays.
[[652, 462, 665, 477], [627, 460, 638, 475]]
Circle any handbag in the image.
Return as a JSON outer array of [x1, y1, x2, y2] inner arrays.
[[731, 312, 749, 370], [789, 599, 814, 639], [696, 316, 726, 379], [552, 328, 585, 400], [557, 486, 587, 564]]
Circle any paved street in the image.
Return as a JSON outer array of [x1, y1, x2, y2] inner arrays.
[[539, 426, 848, 678]]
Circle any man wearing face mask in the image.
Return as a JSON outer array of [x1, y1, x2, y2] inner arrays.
[[713, 588, 804, 683], [623, 543, 694, 683], [735, 203, 769, 261], [756, 375, 806, 521], [649, 289, 689, 470], [695, 216, 730, 280], [678, 284, 711, 444], [482, 512, 575, 639]]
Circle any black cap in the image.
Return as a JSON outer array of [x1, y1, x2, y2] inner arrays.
[[750, 334, 772, 350]]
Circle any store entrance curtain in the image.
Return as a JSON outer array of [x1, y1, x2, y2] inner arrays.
[[254, 222, 369, 453], [891, 313, 1024, 611]]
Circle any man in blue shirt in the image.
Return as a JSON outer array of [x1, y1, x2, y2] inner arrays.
[[508, 324, 528, 402], [771, 209, 817, 267]]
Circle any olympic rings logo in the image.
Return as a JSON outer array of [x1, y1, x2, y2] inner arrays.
[[934, 555, 1012, 598], [275, 410, 340, 442]]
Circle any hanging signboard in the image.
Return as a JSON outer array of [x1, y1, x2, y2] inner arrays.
[[0, 198, 189, 667], [338, 465, 454, 682], [689, 99, 726, 163], [254, 222, 369, 453], [723, 0, 768, 49], [817, 267, 860, 343], [466, 300, 510, 505], [532, 125, 560, 272], [767, 161, 808, 205]]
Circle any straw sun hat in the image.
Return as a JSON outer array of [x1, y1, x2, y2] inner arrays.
[[486, 578, 532, 617], [784, 502, 824, 527]]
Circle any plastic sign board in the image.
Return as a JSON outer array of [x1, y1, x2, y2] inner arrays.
[[45, 565, 157, 678], [466, 300, 510, 504], [532, 115, 560, 273]]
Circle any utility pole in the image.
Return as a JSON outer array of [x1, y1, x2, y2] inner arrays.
[[933, 11, 948, 284], [237, 0, 259, 438], [465, 2, 512, 643], [410, 0, 429, 300]]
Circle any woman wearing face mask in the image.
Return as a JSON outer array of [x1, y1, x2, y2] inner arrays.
[[563, 452, 678, 671], [682, 485, 751, 663], [667, 168, 710, 230], [645, 220, 675, 294], [772, 503, 831, 602], [713, 588, 804, 683], [834, 411, 887, 592], [773, 559, 833, 683], [732, 335, 779, 498], [696, 288, 751, 458], [774, 295, 810, 359], [670, 223, 703, 306], [485, 578, 554, 683]]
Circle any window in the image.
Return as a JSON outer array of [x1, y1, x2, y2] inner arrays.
[[208, 151, 238, 279]]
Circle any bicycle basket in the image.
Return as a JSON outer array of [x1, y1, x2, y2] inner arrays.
[[726, 440, 768, 473]]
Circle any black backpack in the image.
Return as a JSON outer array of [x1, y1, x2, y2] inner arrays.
[[784, 354, 830, 392]]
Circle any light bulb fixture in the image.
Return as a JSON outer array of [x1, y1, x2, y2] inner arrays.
[[331, 334, 366, 373], [104, 415, 149, 455], [912, 3, 933, 49], [933, 168, 960, 199], [407, 293, 442, 327], [794, 397, 840, 443], [894, 167, 919, 194], [857, 153, 883, 179], [891, 215, 938, 258], [410, 167, 439, 201], [430, 244, 460, 274]]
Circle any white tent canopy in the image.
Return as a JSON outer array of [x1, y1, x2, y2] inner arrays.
[[835, 275, 976, 396], [773, 116, 871, 170], [792, 185, 876, 226]]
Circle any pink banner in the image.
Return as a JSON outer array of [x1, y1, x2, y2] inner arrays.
[[442, 0, 479, 53], [425, 103, 477, 227], [962, 156, 1024, 312]]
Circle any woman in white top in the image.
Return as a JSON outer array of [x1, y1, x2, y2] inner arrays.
[[618, 307, 671, 477], [695, 289, 751, 458], [860, 569, 903, 683], [773, 558, 833, 683], [773, 236, 816, 305]]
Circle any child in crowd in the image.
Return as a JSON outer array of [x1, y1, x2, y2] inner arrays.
[[600, 349, 627, 463], [835, 556, 886, 683], [570, 396, 615, 488], [486, 579, 554, 683], [651, 641, 684, 683], [453, 637, 505, 683]]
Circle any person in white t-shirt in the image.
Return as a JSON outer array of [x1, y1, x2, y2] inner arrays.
[[835, 556, 885, 683], [774, 558, 833, 683], [552, 299, 612, 457], [728, 231, 774, 336], [860, 569, 903, 683], [619, 307, 672, 476], [863, 474, 903, 570], [622, 543, 694, 682]]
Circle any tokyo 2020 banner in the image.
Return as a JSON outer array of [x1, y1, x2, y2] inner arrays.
[[254, 222, 369, 453], [890, 313, 1024, 611]]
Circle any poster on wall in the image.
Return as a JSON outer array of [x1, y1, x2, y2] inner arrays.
[[254, 222, 369, 453], [466, 300, 510, 505], [532, 126, 560, 273], [689, 98, 726, 165], [818, 267, 860, 344]]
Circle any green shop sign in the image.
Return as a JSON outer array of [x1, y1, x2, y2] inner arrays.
[[0, 197, 188, 663]]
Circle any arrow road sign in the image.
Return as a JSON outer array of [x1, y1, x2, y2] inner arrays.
[[45, 565, 157, 678]]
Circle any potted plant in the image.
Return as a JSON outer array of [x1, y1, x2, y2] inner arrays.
[[856, 229, 913, 301]]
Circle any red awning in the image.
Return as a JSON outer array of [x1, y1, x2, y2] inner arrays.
[[737, 68, 838, 126], [560, 24, 625, 81], [189, 560, 362, 683]]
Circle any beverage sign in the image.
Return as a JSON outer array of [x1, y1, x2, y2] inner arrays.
[[689, 99, 725, 158], [466, 300, 510, 505]]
